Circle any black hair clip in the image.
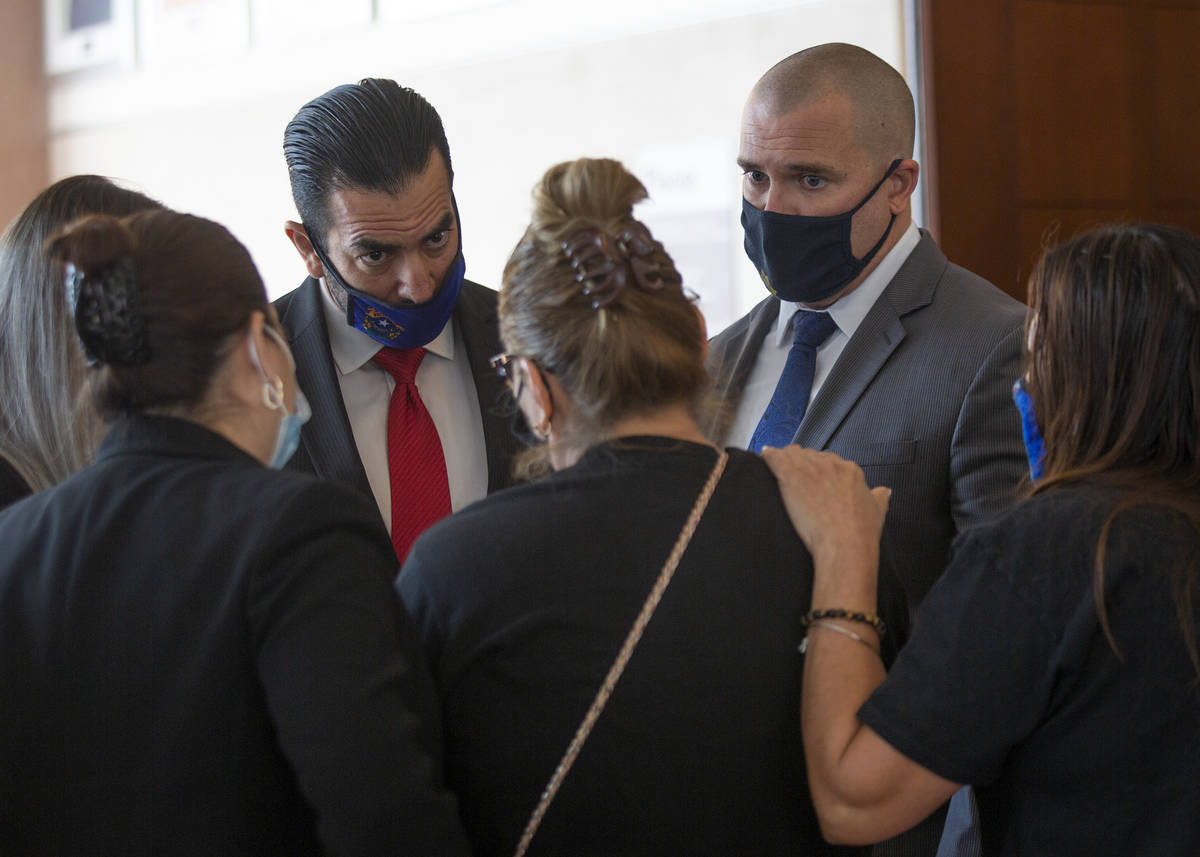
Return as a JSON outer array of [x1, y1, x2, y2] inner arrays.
[[66, 256, 151, 367]]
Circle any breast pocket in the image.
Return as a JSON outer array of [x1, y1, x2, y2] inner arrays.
[[851, 439, 916, 467]]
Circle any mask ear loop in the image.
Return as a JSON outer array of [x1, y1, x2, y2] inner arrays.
[[306, 233, 355, 306], [307, 192, 466, 318], [848, 158, 904, 266], [247, 331, 285, 411]]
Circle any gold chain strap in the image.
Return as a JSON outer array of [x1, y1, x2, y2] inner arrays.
[[512, 450, 729, 857]]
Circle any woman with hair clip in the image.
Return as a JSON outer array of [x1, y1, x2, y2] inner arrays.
[[0, 210, 470, 856], [763, 223, 1200, 855], [0, 175, 163, 509], [397, 157, 908, 857]]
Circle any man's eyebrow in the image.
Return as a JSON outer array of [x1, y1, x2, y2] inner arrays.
[[782, 162, 845, 178], [737, 158, 846, 179], [423, 212, 455, 240], [348, 237, 398, 254], [346, 212, 455, 253]]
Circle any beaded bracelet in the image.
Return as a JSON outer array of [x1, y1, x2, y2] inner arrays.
[[801, 607, 887, 637]]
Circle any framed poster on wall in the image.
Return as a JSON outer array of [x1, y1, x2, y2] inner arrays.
[[44, 0, 135, 74]]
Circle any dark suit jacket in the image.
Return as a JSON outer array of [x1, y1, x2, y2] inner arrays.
[[709, 231, 1028, 613], [273, 277, 522, 511], [0, 415, 470, 856], [0, 454, 31, 511]]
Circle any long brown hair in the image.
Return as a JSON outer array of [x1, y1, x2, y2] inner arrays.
[[0, 176, 163, 492], [1024, 223, 1200, 675]]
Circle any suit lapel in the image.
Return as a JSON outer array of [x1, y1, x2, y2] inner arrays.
[[279, 278, 374, 498], [455, 281, 521, 492], [796, 232, 947, 450], [707, 297, 780, 442]]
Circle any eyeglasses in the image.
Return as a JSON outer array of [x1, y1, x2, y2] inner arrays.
[[489, 352, 522, 380], [490, 352, 531, 400]]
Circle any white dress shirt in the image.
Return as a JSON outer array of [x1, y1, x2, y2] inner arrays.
[[318, 279, 488, 527], [728, 222, 921, 448]]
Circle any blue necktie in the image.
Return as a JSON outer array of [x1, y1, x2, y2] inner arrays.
[[749, 310, 838, 453]]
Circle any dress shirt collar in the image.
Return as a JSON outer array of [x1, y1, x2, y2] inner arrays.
[[772, 221, 921, 347], [317, 276, 456, 373]]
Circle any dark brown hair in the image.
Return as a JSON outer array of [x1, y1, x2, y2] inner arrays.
[[1024, 222, 1200, 675], [500, 158, 708, 471], [0, 176, 163, 491], [46, 210, 269, 419]]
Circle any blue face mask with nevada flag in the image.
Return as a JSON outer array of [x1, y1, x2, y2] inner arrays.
[[310, 198, 466, 349]]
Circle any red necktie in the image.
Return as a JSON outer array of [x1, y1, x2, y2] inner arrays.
[[371, 347, 452, 563]]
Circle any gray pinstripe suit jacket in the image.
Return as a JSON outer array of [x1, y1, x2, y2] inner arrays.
[[708, 231, 1029, 614]]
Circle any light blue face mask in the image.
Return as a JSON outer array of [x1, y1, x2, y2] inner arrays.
[[249, 326, 312, 469]]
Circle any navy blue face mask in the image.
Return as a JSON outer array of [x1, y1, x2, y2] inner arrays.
[[741, 158, 902, 305], [310, 197, 465, 349]]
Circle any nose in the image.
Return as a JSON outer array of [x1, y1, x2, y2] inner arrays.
[[393, 257, 439, 304], [762, 186, 794, 216]]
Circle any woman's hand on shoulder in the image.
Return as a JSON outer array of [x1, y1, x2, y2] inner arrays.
[[760, 446, 891, 567]]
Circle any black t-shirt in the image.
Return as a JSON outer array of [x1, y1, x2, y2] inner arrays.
[[400, 437, 908, 857], [860, 484, 1200, 856]]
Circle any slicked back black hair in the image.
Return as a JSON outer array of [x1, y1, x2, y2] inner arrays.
[[283, 78, 453, 245]]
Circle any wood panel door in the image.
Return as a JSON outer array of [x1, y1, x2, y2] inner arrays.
[[920, 0, 1200, 301]]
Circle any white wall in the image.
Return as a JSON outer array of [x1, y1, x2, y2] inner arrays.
[[48, 0, 906, 333]]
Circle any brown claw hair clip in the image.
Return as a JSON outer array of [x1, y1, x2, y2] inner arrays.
[[561, 220, 681, 309]]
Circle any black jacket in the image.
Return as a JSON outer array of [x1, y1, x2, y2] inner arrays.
[[0, 416, 470, 856]]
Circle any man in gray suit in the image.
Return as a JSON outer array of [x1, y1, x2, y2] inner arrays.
[[711, 43, 1027, 613], [708, 40, 1026, 857], [712, 42, 1024, 856]]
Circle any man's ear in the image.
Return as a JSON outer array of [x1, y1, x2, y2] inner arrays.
[[886, 159, 920, 214], [284, 221, 325, 280]]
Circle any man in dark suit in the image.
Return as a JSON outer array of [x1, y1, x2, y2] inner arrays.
[[708, 45, 1027, 855], [275, 78, 520, 561]]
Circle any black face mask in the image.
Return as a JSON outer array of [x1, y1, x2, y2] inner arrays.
[[741, 158, 902, 304]]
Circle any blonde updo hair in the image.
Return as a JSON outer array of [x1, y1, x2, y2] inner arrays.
[[500, 158, 709, 466]]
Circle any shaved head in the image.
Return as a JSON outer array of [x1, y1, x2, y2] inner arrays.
[[749, 43, 915, 163]]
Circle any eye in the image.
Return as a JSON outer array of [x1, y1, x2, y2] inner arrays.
[[359, 249, 387, 265], [801, 174, 826, 189], [743, 169, 768, 185], [425, 230, 451, 250]]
